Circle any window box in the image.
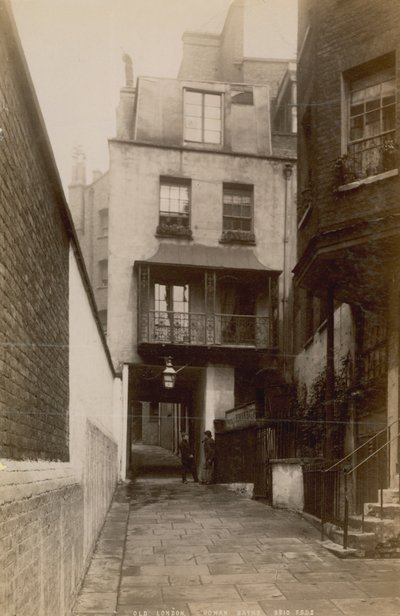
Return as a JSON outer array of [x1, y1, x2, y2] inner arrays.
[[156, 222, 193, 238], [219, 229, 256, 245]]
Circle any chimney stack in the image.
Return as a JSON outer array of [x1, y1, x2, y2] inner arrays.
[[116, 53, 136, 140]]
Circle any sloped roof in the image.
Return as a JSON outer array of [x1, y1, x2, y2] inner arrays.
[[135, 243, 280, 273]]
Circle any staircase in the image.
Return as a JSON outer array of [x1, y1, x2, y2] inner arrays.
[[324, 481, 400, 557], [319, 421, 400, 558]]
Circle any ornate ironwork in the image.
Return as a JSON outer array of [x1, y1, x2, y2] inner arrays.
[[144, 311, 270, 348]]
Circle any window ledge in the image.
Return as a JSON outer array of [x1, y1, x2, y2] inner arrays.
[[156, 230, 193, 240], [219, 231, 256, 245], [337, 168, 398, 192]]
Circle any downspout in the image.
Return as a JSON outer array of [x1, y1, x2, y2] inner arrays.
[[282, 163, 293, 376]]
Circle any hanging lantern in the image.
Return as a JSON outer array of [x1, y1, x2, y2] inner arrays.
[[162, 356, 177, 389]]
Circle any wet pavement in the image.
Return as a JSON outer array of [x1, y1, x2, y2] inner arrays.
[[73, 446, 400, 616]]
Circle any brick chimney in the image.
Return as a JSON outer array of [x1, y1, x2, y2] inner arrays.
[[116, 53, 136, 140]]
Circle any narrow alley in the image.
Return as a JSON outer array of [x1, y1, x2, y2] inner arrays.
[[72, 446, 400, 616]]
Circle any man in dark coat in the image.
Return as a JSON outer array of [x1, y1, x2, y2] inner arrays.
[[202, 430, 215, 484], [179, 432, 198, 483]]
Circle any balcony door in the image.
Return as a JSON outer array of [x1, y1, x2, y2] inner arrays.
[[154, 283, 189, 343], [219, 278, 256, 345]]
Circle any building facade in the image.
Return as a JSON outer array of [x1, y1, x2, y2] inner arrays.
[[294, 0, 400, 523], [69, 0, 297, 477]]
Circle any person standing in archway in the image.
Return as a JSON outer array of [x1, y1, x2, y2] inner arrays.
[[179, 432, 198, 483]]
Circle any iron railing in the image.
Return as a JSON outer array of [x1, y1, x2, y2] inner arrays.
[[305, 419, 400, 548], [143, 310, 271, 348]]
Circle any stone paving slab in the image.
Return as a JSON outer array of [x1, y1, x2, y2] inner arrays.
[[259, 599, 342, 616], [73, 592, 117, 613], [275, 581, 368, 600], [350, 580, 399, 597], [116, 605, 190, 616], [332, 597, 400, 615], [188, 602, 266, 616], [72, 468, 400, 616], [163, 583, 242, 602], [236, 583, 285, 601]]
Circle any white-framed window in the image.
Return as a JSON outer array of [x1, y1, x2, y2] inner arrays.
[[99, 208, 109, 236], [184, 90, 222, 144], [346, 58, 396, 176], [223, 185, 253, 232], [98, 259, 108, 288], [159, 178, 190, 227], [153, 283, 190, 343]]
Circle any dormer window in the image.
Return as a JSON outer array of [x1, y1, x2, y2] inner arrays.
[[184, 90, 222, 144]]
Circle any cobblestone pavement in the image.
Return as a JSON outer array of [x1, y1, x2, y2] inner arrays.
[[73, 448, 400, 616]]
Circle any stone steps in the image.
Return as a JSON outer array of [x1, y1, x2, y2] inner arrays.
[[364, 501, 400, 519]]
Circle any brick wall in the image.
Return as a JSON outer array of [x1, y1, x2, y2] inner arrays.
[[1, 422, 119, 616], [0, 4, 124, 615], [297, 0, 400, 258], [0, 1, 69, 461]]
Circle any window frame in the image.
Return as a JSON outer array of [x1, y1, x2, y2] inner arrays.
[[183, 89, 223, 145], [158, 177, 191, 228], [342, 54, 397, 177], [222, 183, 254, 234]]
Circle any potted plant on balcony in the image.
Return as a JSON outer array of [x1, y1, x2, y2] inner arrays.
[[156, 222, 193, 238], [219, 229, 256, 244], [380, 139, 399, 172]]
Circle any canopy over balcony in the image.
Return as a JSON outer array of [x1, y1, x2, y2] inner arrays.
[[135, 243, 280, 273]]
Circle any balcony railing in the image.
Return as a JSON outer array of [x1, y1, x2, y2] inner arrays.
[[141, 310, 271, 348]]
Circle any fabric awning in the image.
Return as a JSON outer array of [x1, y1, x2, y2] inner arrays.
[[135, 243, 280, 273]]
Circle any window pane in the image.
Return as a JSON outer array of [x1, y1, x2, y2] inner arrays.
[[223, 217, 233, 230], [185, 103, 202, 117], [350, 115, 363, 141], [365, 110, 380, 137], [366, 98, 380, 112], [205, 94, 221, 107], [242, 205, 252, 218], [232, 203, 241, 217], [351, 89, 365, 104], [204, 118, 221, 131], [185, 91, 202, 104], [185, 116, 201, 129], [383, 105, 395, 131], [364, 84, 380, 101], [204, 130, 221, 143], [204, 106, 221, 119], [185, 128, 202, 142], [241, 219, 251, 231]]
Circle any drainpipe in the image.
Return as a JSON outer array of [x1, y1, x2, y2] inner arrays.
[[282, 163, 293, 376], [326, 286, 335, 460]]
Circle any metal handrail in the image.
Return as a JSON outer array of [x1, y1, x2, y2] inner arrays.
[[325, 419, 398, 472], [320, 419, 399, 546], [347, 431, 399, 476]]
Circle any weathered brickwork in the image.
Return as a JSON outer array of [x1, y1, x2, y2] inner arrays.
[[0, 421, 118, 616], [0, 4, 69, 460], [297, 0, 400, 258]]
